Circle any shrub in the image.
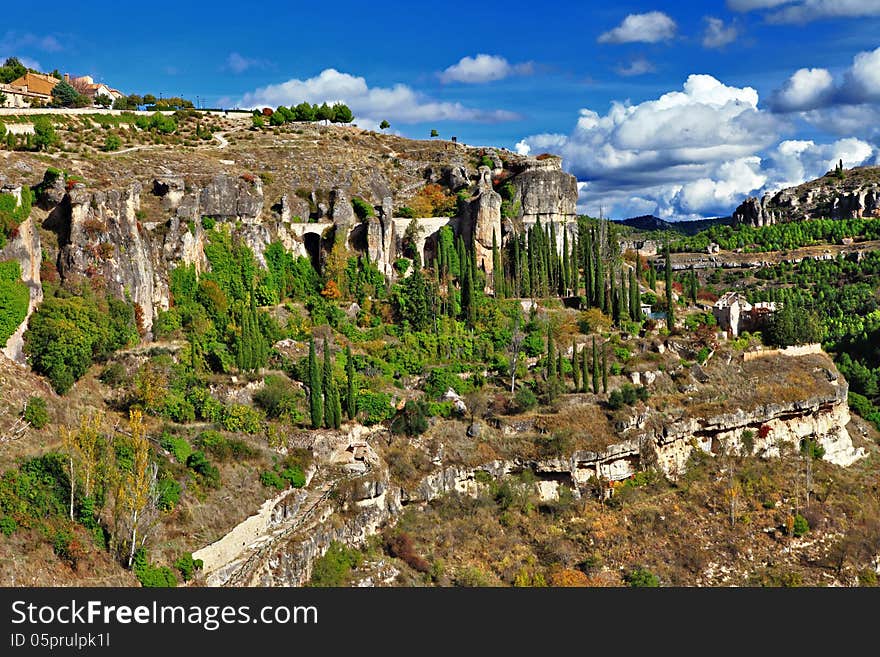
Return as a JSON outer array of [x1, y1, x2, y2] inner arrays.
[[351, 197, 374, 220], [390, 400, 428, 436], [195, 430, 255, 461], [0, 260, 28, 339], [260, 470, 286, 490], [356, 391, 395, 425], [625, 567, 659, 587], [99, 362, 128, 387], [23, 396, 49, 429], [160, 432, 192, 463], [133, 548, 178, 587], [513, 386, 538, 413], [201, 216, 216, 230], [157, 478, 181, 510], [0, 516, 16, 536], [173, 553, 204, 582], [221, 403, 264, 434], [384, 530, 430, 573], [308, 541, 362, 587], [280, 466, 306, 488], [185, 450, 220, 487], [103, 134, 122, 151], [792, 513, 809, 537], [800, 437, 825, 460]]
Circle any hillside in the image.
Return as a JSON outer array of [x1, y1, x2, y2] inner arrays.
[[1, 113, 879, 589], [734, 165, 880, 226]]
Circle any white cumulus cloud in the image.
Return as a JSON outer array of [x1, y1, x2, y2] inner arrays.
[[237, 68, 520, 124], [516, 74, 877, 219], [598, 12, 677, 44], [702, 17, 739, 48], [770, 67, 835, 111], [439, 54, 534, 84]]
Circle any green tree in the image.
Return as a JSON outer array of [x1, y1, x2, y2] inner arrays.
[[664, 244, 674, 331], [332, 103, 353, 124], [0, 57, 26, 84], [379, 120, 390, 130], [50, 80, 82, 108], [430, 129, 439, 138], [33, 117, 57, 150], [601, 345, 608, 394], [316, 103, 334, 124], [308, 338, 323, 428], [345, 345, 356, 421], [103, 134, 122, 152], [592, 337, 599, 394], [323, 338, 341, 429]]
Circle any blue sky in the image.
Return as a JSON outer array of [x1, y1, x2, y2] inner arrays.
[[3, 0, 880, 219]]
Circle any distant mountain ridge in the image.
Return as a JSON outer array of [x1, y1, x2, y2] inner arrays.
[[614, 214, 731, 236]]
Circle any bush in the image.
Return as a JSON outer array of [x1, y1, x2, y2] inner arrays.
[[157, 477, 181, 510], [160, 432, 192, 463], [390, 400, 429, 436], [308, 541, 362, 587], [384, 530, 430, 573], [103, 134, 122, 151], [173, 553, 204, 582], [133, 548, 178, 587], [792, 513, 810, 537], [0, 516, 16, 536], [195, 430, 255, 461], [260, 470, 286, 490], [351, 197, 374, 220], [221, 404, 264, 434], [201, 216, 216, 230], [514, 386, 538, 413], [185, 450, 220, 487], [0, 260, 28, 341], [23, 396, 49, 429], [625, 567, 659, 587], [356, 391, 395, 425], [99, 362, 128, 387]]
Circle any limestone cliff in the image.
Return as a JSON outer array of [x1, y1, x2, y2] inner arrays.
[[734, 165, 880, 226]]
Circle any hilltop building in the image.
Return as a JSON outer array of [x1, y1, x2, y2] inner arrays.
[[713, 292, 777, 337]]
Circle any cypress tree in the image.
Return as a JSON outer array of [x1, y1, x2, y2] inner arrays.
[[562, 226, 570, 297], [571, 340, 580, 392], [630, 266, 640, 320], [463, 251, 477, 326], [581, 343, 590, 393], [548, 221, 558, 294], [689, 265, 698, 305], [492, 230, 503, 298], [345, 345, 356, 421], [665, 244, 674, 331], [610, 266, 619, 324], [647, 263, 656, 291], [595, 233, 605, 312], [557, 347, 564, 383], [571, 234, 579, 297], [584, 226, 593, 307], [601, 345, 608, 394], [308, 338, 323, 428], [323, 338, 341, 429], [591, 337, 599, 394], [546, 327, 555, 383], [512, 233, 521, 298], [620, 269, 629, 322]]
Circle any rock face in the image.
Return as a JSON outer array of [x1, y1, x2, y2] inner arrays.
[[0, 186, 42, 364], [511, 155, 578, 226], [733, 168, 880, 227], [466, 166, 502, 277], [58, 182, 164, 334]]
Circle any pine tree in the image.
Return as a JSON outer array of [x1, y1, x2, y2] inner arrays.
[[572, 340, 580, 392], [665, 244, 674, 331], [592, 337, 599, 394], [308, 338, 323, 428], [345, 345, 356, 421]]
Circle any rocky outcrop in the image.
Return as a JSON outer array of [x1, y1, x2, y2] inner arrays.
[[510, 155, 578, 226], [733, 168, 880, 227], [466, 166, 502, 277], [0, 185, 42, 364]]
